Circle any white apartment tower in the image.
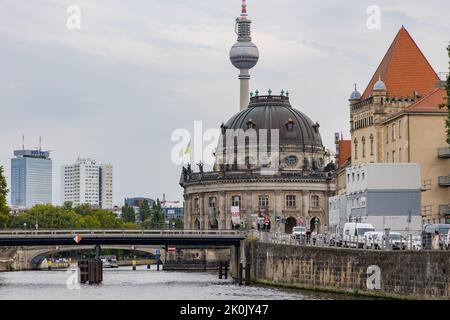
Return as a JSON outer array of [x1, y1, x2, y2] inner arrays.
[[61, 158, 113, 209]]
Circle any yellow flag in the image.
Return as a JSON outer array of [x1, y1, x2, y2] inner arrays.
[[184, 140, 192, 154]]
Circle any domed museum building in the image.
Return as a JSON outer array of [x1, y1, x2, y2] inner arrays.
[[179, 1, 335, 233]]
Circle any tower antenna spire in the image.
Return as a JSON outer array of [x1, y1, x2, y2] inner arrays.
[[241, 0, 247, 16], [39, 136, 42, 151], [22, 134, 25, 150], [230, 0, 259, 111]]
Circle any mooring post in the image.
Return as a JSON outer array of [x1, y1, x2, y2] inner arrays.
[[245, 262, 251, 285], [95, 244, 101, 260], [238, 263, 243, 285], [219, 261, 223, 279]]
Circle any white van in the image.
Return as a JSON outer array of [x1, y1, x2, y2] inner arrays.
[[342, 222, 375, 248], [362, 231, 406, 250]]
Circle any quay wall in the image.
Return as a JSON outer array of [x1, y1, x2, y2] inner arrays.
[[164, 247, 231, 271], [245, 241, 450, 299]]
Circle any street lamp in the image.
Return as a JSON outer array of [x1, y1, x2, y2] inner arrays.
[[23, 222, 27, 229]]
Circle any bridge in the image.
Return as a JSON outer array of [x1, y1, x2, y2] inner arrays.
[[0, 229, 245, 247], [0, 229, 246, 273]]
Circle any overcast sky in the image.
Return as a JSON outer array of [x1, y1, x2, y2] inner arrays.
[[0, 0, 449, 206]]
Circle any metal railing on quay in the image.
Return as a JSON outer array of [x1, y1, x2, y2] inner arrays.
[[249, 230, 450, 251]]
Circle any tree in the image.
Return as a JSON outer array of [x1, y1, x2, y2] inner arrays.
[[150, 199, 165, 228], [139, 200, 152, 222], [62, 201, 73, 211], [121, 204, 135, 223], [171, 218, 184, 229], [445, 44, 450, 144], [0, 166, 9, 228], [8, 204, 131, 229]]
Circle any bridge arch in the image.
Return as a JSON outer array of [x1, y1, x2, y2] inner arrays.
[[28, 245, 162, 269]]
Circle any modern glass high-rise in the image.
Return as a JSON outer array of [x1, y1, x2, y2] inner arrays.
[[11, 150, 52, 208]]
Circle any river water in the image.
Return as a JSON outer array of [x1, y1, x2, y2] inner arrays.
[[0, 265, 352, 300]]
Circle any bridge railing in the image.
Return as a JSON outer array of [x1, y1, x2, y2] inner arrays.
[[0, 229, 244, 238]]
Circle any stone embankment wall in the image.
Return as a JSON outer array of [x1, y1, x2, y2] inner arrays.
[[164, 247, 231, 271], [245, 241, 450, 299]]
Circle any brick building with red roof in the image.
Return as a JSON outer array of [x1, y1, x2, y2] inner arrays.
[[347, 27, 449, 224]]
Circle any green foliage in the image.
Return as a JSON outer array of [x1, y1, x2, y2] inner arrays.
[[62, 201, 73, 210], [150, 199, 165, 227], [8, 203, 131, 229], [171, 218, 184, 229], [139, 199, 152, 222], [441, 44, 450, 144], [0, 166, 10, 228], [121, 204, 136, 223], [446, 44, 450, 144], [140, 218, 153, 229], [138, 199, 167, 229]]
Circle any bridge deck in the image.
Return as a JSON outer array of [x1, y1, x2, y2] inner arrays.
[[0, 230, 245, 247]]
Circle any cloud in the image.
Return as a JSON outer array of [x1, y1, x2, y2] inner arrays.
[[0, 0, 448, 205]]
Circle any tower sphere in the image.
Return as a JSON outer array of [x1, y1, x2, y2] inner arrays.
[[230, 41, 259, 70]]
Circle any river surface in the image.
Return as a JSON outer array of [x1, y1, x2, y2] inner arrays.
[[0, 265, 355, 300]]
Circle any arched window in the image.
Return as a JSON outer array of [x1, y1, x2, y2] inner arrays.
[[354, 138, 358, 160], [362, 136, 366, 158], [231, 195, 241, 207], [370, 134, 374, 156]]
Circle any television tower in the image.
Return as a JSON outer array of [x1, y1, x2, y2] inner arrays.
[[229, 0, 259, 111]]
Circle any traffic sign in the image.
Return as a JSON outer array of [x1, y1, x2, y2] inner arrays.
[[155, 249, 161, 255], [167, 246, 176, 253], [73, 234, 82, 244]]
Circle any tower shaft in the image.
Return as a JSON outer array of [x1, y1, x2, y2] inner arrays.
[[239, 69, 250, 111]]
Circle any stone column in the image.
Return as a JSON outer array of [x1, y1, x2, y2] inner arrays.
[[302, 191, 309, 222], [199, 194, 206, 230], [274, 190, 282, 233], [220, 192, 226, 230], [184, 196, 190, 229], [246, 191, 253, 228]]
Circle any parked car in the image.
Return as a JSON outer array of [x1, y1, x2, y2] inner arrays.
[[343, 222, 375, 248], [411, 236, 422, 250], [421, 224, 450, 249], [291, 226, 307, 240], [444, 230, 450, 250], [100, 255, 119, 268], [389, 232, 407, 250], [329, 233, 343, 247]]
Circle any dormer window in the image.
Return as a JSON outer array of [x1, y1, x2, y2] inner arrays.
[[220, 123, 228, 134], [285, 118, 295, 132], [246, 118, 256, 130], [312, 122, 320, 133]]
